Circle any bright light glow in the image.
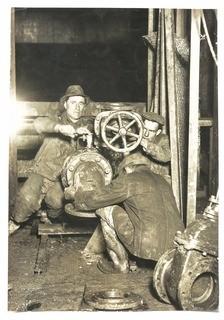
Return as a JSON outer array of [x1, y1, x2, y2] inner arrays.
[[8, 100, 28, 137]]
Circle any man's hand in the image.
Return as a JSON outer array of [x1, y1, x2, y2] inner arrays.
[[140, 138, 148, 150], [141, 138, 157, 156], [64, 186, 77, 200], [55, 124, 76, 138], [76, 127, 91, 136]]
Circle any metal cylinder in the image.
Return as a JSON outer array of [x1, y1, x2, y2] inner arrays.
[[61, 148, 113, 189], [61, 149, 113, 218], [153, 195, 218, 311]]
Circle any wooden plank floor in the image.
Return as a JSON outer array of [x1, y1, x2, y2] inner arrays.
[[8, 226, 176, 312]]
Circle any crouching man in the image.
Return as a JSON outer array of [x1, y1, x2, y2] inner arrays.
[[70, 152, 184, 273]]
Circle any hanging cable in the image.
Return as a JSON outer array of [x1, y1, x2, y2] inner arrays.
[[201, 10, 218, 66]]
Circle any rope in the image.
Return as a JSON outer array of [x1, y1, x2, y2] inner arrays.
[[201, 10, 218, 66]]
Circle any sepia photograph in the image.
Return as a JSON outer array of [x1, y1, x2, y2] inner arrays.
[[1, 2, 222, 317]]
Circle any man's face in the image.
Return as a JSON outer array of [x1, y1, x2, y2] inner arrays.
[[64, 96, 86, 122], [143, 119, 160, 141]]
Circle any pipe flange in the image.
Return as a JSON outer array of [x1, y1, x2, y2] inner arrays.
[[84, 289, 144, 310], [62, 149, 113, 188], [153, 248, 175, 304], [65, 203, 96, 218], [177, 258, 218, 310]]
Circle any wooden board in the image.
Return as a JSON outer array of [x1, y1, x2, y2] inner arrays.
[[186, 10, 201, 226], [38, 222, 96, 236]]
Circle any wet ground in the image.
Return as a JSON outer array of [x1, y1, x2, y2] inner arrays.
[[8, 223, 176, 312]]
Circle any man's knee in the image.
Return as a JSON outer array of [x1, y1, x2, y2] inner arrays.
[[45, 182, 64, 210], [12, 175, 44, 223], [12, 193, 41, 223]]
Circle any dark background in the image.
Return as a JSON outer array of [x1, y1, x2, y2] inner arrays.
[[15, 8, 148, 102]]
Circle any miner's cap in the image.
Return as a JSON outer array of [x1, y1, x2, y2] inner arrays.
[[142, 112, 165, 126]]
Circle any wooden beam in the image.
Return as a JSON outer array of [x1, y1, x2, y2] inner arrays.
[[15, 101, 146, 117], [38, 223, 96, 235], [186, 10, 201, 226], [15, 135, 43, 150], [17, 122, 39, 135], [9, 8, 17, 213], [209, 68, 218, 195], [16, 101, 60, 117], [199, 118, 213, 127]]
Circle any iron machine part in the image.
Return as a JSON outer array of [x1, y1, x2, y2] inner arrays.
[[61, 149, 113, 218], [95, 110, 144, 153], [94, 103, 138, 137], [153, 194, 219, 311], [84, 289, 144, 311]]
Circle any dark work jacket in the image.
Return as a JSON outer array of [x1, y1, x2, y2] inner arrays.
[[32, 112, 94, 181], [74, 166, 184, 260]]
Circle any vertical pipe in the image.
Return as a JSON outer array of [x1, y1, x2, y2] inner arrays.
[[160, 10, 167, 134], [147, 8, 155, 111], [176, 9, 187, 38], [151, 9, 161, 113], [164, 9, 181, 215], [186, 10, 201, 226], [174, 9, 189, 222]]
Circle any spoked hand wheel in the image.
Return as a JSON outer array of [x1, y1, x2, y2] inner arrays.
[[101, 111, 143, 153]]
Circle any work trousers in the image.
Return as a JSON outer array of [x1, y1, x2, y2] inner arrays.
[[11, 173, 64, 223]]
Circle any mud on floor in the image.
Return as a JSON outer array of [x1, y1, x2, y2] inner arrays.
[[8, 226, 176, 312]]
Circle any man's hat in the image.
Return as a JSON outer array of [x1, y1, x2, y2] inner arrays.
[[118, 152, 151, 174], [59, 85, 89, 109], [142, 112, 165, 126]]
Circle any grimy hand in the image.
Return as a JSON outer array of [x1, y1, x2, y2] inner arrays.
[[64, 186, 77, 200], [55, 124, 76, 138], [76, 127, 91, 135], [140, 138, 148, 149]]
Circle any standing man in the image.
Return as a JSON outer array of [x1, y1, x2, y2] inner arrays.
[[70, 152, 184, 273], [9, 85, 94, 235]]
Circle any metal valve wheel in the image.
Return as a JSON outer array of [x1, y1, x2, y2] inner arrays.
[[101, 111, 143, 153]]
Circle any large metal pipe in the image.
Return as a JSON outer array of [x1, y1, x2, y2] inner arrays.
[[153, 194, 219, 311]]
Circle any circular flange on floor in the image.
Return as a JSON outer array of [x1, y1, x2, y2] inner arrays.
[[84, 288, 144, 310]]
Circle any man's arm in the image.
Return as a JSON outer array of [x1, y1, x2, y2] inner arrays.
[[72, 174, 129, 211], [34, 116, 83, 138], [34, 116, 60, 134], [141, 134, 171, 163]]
